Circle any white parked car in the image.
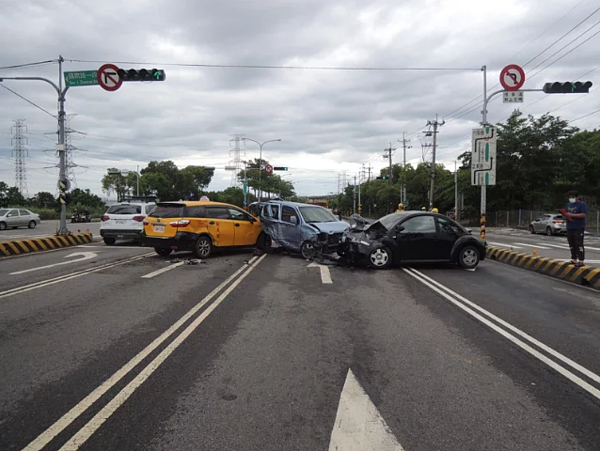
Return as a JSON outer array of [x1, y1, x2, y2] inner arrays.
[[0, 208, 41, 230], [100, 201, 156, 245]]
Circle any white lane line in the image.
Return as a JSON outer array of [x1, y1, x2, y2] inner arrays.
[[0, 253, 153, 300], [10, 252, 99, 275], [514, 242, 551, 249], [404, 268, 600, 399], [537, 243, 570, 250], [57, 254, 267, 451], [22, 255, 262, 451], [487, 242, 523, 249], [329, 369, 404, 451], [141, 262, 184, 278], [308, 262, 333, 284]]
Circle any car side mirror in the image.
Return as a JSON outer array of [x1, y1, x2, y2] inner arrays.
[[291, 216, 298, 225], [397, 226, 405, 232]]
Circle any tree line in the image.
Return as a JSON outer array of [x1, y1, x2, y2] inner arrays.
[[331, 110, 599, 220]]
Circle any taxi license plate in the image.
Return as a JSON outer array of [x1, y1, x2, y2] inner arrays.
[[153, 225, 165, 233]]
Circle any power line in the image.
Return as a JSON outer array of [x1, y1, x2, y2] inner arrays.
[[0, 59, 57, 72], [569, 108, 600, 123], [0, 84, 56, 118], [65, 58, 480, 72]]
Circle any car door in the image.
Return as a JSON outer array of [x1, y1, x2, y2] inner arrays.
[[19, 209, 32, 226], [6, 209, 20, 227], [279, 205, 303, 250], [229, 207, 260, 246], [534, 215, 547, 233], [435, 216, 463, 260], [204, 206, 235, 247], [394, 215, 439, 262]]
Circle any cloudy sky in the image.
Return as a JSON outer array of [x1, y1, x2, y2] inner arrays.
[[1, 0, 599, 199]]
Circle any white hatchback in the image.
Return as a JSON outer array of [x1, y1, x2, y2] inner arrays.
[[100, 202, 156, 245]]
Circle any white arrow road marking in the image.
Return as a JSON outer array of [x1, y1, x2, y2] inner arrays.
[[308, 262, 333, 284], [329, 369, 404, 451], [514, 242, 551, 249], [9, 252, 99, 275], [487, 241, 522, 249], [141, 262, 184, 278]]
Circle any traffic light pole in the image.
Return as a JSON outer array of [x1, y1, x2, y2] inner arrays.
[[0, 55, 70, 235]]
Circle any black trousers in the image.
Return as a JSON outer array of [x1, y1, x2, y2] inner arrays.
[[567, 228, 585, 261]]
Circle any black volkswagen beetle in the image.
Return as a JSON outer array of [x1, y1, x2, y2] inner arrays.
[[338, 212, 486, 269]]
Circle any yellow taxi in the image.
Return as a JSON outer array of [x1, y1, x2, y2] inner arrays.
[[141, 201, 265, 258]]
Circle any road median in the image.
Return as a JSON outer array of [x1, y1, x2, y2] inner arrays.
[[487, 246, 600, 290], [0, 233, 94, 257]]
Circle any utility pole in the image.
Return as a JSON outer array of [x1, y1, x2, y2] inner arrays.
[[353, 175, 357, 213], [454, 160, 458, 219], [398, 132, 411, 202], [424, 115, 444, 210], [383, 144, 395, 183]]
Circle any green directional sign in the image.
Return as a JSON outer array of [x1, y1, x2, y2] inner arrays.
[[64, 70, 99, 87], [243, 180, 248, 195]]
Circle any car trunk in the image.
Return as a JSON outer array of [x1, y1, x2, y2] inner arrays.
[[103, 204, 145, 231], [145, 203, 186, 238]]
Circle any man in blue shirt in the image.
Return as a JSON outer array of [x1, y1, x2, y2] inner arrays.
[[564, 190, 588, 267]]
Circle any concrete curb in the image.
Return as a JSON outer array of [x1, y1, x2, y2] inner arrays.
[[486, 246, 600, 290], [0, 233, 94, 257]]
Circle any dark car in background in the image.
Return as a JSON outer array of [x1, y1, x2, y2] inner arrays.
[[338, 211, 486, 269]]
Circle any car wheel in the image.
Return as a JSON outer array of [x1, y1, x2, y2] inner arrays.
[[194, 236, 212, 259], [529, 225, 535, 234], [28, 220, 37, 229], [300, 241, 315, 259], [0, 222, 6, 231], [458, 245, 480, 269], [369, 246, 392, 269], [104, 237, 116, 246], [546, 227, 554, 236], [256, 232, 271, 250], [154, 247, 172, 257]]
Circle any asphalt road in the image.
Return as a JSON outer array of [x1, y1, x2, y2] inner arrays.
[[0, 220, 101, 242], [485, 228, 600, 266], [1, 243, 599, 450]]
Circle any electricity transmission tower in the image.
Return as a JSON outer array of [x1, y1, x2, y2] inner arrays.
[[229, 134, 246, 187], [64, 114, 79, 187], [11, 119, 28, 198]]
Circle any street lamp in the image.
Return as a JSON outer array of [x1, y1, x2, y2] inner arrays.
[[108, 165, 140, 197], [242, 138, 282, 201]]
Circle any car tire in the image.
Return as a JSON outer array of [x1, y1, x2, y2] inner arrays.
[[458, 245, 480, 269], [0, 222, 6, 231], [546, 227, 554, 236], [368, 246, 393, 269], [529, 225, 535, 234], [28, 220, 37, 229], [194, 236, 212, 259], [300, 241, 315, 259], [104, 237, 116, 246], [256, 232, 271, 250], [154, 247, 172, 257]]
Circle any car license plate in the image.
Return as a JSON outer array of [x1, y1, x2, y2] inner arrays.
[[153, 225, 165, 233], [115, 219, 126, 224]]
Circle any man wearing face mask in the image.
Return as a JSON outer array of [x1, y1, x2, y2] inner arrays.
[[563, 190, 588, 267]]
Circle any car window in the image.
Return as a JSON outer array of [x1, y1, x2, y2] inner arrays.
[[107, 204, 142, 215], [205, 207, 230, 219], [145, 205, 156, 214], [438, 217, 462, 234], [150, 204, 185, 218], [229, 208, 251, 221], [378, 213, 403, 231], [299, 206, 337, 223], [266, 204, 280, 219], [19, 210, 30, 216], [400, 215, 436, 233], [186, 206, 206, 218], [553, 215, 564, 220], [7, 210, 19, 217], [281, 206, 298, 224]]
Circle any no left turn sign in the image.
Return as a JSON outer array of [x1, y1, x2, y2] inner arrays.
[[97, 64, 122, 92], [500, 64, 525, 91], [265, 164, 273, 174]]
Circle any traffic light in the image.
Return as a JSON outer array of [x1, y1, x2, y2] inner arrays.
[[542, 81, 592, 94], [376, 176, 388, 180], [273, 166, 288, 171], [117, 68, 166, 82]]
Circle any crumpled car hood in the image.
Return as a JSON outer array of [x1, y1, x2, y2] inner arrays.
[[309, 221, 350, 234]]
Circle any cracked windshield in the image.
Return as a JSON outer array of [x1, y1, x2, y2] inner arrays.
[[1, 0, 600, 450]]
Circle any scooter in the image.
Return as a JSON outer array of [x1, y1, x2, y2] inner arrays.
[[71, 212, 91, 223]]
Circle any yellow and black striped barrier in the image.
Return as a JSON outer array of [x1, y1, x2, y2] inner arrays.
[[487, 246, 600, 290], [0, 233, 93, 257]]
